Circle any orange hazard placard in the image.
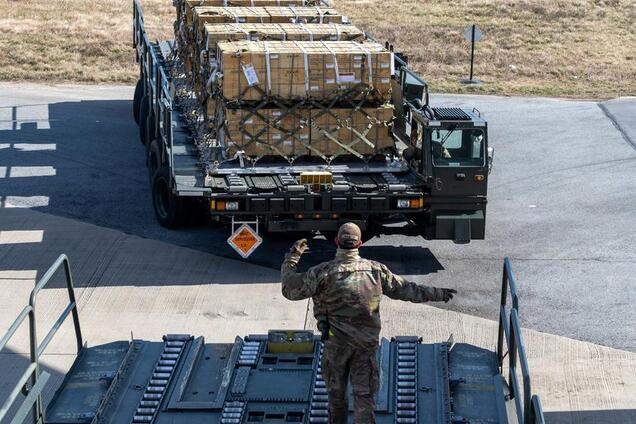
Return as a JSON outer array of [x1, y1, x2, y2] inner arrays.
[[227, 224, 262, 258]]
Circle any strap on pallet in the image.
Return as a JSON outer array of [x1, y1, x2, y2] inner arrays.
[[322, 41, 340, 86], [315, 6, 325, 23], [295, 41, 310, 94], [226, 8, 240, 23], [264, 41, 272, 94], [289, 6, 299, 23], [300, 22, 314, 41], [358, 44, 373, 86]]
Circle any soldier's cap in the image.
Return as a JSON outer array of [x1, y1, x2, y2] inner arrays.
[[337, 222, 362, 249]]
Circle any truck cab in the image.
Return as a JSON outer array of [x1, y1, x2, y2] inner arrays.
[[393, 57, 491, 243]]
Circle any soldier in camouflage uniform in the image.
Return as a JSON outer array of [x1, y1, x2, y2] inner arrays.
[[281, 223, 457, 424]]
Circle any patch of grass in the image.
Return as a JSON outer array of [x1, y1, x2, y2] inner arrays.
[[0, 0, 173, 83], [0, 0, 633, 98], [336, 0, 635, 98]]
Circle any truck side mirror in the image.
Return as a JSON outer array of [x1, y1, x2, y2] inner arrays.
[[487, 146, 494, 174]]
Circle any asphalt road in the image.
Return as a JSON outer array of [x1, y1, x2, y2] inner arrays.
[[1, 83, 635, 351]]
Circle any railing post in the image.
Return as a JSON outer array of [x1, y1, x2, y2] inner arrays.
[[28, 305, 40, 424], [497, 258, 509, 369], [63, 258, 83, 352]]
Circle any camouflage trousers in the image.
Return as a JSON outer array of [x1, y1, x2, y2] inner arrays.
[[321, 338, 379, 424]]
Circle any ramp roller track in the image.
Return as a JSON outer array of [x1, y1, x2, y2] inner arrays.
[[131, 335, 191, 423]]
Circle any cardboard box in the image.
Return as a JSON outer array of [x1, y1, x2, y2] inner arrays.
[[203, 23, 363, 50], [309, 106, 395, 156], [178, 0, 329, 29], [218, 104, 394, 158], [216, 41, 393, 102], [220, 107, 310, 157], [192, 7, 344, 44]]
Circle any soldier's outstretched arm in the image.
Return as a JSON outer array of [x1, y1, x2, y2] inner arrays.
[[281, 239, 320, 300], [380, 264, 456, 303]]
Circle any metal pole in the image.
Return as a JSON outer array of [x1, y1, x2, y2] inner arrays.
[[469, 24, 475, 81]]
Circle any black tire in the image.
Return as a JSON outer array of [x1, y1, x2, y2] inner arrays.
[[152, 166, 184, 228], [147, 139, 163, 179], [133, 79, 144, 124], [139, 96, 149, 145]]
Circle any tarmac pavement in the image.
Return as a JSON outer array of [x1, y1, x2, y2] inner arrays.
[[0, 84, 635, 422], [0, 83, 634, 351]]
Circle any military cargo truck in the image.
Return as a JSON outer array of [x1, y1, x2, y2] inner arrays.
[[0, 255, 544, 423], [132, 0, 493, 255]]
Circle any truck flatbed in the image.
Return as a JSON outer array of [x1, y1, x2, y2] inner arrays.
[[132, 0, 492, 248]]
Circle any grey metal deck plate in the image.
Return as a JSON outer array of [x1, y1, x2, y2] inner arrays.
[[45, 341, 130, 424], [44, 335, 510, 424]]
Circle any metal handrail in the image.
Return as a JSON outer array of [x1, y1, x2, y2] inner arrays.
[[0, 254, 83, 424], [496, 257, 544, 423]]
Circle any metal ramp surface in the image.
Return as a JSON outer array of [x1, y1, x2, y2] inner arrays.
[[40, 335, 511, 424]]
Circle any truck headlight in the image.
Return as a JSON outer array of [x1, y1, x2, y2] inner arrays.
[[225, 201, 239, 211], [397, 199, 411, 209]]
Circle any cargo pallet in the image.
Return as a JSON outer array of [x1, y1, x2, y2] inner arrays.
[[1, 255, 545, 423]]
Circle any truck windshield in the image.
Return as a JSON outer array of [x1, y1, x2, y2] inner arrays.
[[432, 128, 485, 167]]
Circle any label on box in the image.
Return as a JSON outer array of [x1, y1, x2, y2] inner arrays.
[[310, 85, 320, 91], [390, 52, 395, 76], [339, 72, 356, 83], [325, 79, 335, 84], [381, 78, 390, 83], [242, 64, 259, 86]]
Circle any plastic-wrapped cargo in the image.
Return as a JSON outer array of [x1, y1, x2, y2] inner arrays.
[[203, 23, 364, 49], [216, 104, 394, 159], [213, 40, 393, 102], [177, 0, 330, 28], [197, 23, 364, 104], [192, 7, 344, 43]]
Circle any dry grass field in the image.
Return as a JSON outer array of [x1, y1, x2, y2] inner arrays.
[[0, 0, 634, 97]]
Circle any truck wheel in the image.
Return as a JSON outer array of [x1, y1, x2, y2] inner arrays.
[[147, 139, 163, 180], [139, 96, 149, 145], [152, 166, 184, 228], [133, 79, 143, 125]]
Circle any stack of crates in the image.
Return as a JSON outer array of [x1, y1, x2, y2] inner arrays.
[[174, 0, 396, 162]]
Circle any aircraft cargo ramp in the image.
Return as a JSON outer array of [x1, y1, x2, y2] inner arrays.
[[0, 255, 543, 424]]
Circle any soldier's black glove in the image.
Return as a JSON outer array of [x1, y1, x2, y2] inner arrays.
[[441, 288, 457, 303], [290, 239, 308, 256]]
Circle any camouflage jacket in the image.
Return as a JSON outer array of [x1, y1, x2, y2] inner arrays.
[[281, 249, 447, 347]]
